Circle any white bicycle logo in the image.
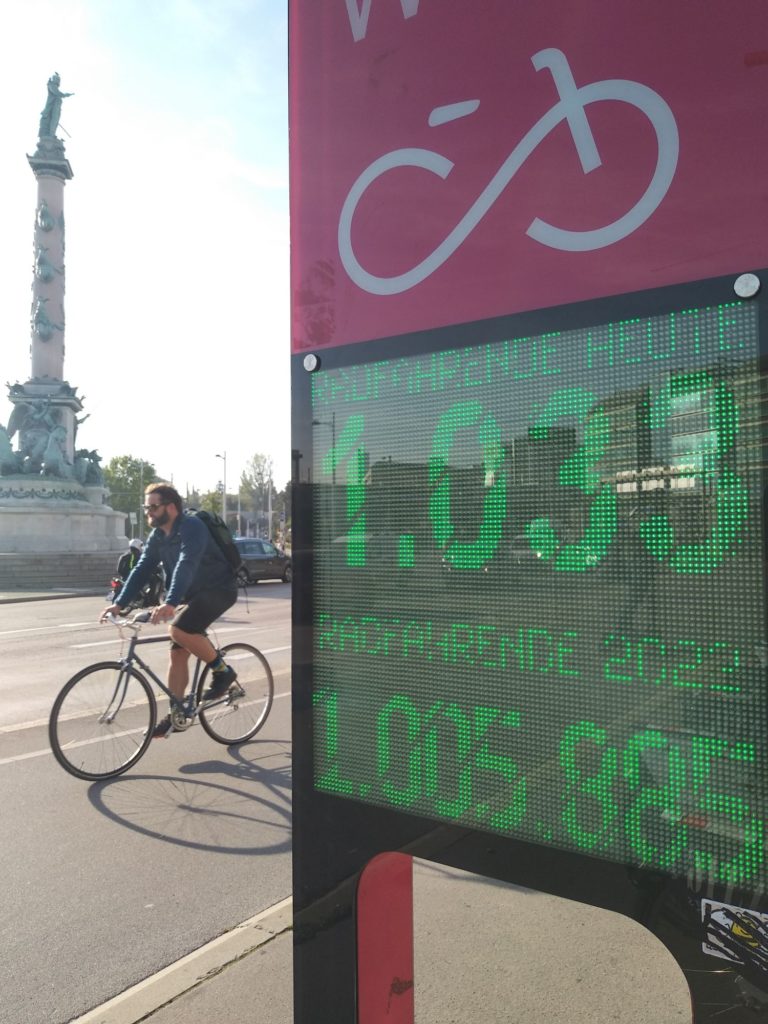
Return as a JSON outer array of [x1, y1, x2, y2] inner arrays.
[[338, 48, 679, 296]]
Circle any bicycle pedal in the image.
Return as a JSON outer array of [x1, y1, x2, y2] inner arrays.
[[228, 683, 246, 700], [170, 708, 193, 731]]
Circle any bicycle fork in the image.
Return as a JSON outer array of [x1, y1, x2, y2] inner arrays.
[[100, 663, 133, 726]]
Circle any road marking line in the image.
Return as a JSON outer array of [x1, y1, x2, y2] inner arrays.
[[0, 660, 290, 735], [0, 688, 291, 763], [68, 896, 293, 1024], [0, 622, 90, 638]]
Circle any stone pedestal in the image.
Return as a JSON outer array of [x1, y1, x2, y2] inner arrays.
[[0, 477, 125, 553]]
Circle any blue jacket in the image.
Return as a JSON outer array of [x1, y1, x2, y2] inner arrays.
[[117, 512, 235, 608]]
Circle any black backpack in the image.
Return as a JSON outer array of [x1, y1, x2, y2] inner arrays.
[[187, 509, 248, 584]]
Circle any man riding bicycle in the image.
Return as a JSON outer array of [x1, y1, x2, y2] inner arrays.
[[101, 482, 239, 738]]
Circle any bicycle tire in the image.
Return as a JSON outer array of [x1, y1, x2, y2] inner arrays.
[[196, 643, 273, 744], [49, 661, 157, 780]]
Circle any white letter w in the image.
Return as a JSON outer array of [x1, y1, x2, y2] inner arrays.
[[344, 0, 420, 42]]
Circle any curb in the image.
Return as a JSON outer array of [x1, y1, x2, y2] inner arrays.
[[69, 897, 293, 1024]]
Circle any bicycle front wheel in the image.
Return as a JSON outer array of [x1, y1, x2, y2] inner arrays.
[[197, 643, 274, 744], [49, 662, 156, 780]]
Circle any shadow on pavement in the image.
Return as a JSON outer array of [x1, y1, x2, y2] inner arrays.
[[86, 743, 292, 855]]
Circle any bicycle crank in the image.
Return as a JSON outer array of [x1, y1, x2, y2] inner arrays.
[[170, 707, 193, 731]]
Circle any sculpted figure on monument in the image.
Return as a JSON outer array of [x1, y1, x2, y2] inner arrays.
[[7, 399, 68, 475], [0, 426, 22, 475], [7, 397, 58, 441], [73, 448, 104, 486], [73, 449, 90, 485], [36, 199, 54, 231], [41, 425, 72, 478], [38, 73, 73, 139], [21, 427, 51, 473], [85, 450, 104, 485], [73, 412, 90, 444], [31, 297, 63, 340], [35, 245, 58, 282]]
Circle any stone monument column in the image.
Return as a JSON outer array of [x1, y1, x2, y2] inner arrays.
[[0, 74, 127, 563], [16, 72, 82, 464], [30, 168, 69, 380]]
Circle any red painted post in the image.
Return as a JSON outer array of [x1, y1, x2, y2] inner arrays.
[[357, 852, 415, 1024]]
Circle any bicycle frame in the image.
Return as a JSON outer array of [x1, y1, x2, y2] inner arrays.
[[112, 627, 230, 723]]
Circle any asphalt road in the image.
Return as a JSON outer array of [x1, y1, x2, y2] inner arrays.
[[0, 587, 292, 1024]]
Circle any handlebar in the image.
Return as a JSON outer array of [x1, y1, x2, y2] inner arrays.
[[103, 609, 153, 631], [102, 605, 186, 630]]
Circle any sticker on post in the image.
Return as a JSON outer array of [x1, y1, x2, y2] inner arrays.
[[701, 899, 768, 969]]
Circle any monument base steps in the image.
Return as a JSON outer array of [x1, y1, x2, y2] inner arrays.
[[0, 551, 117, 590]]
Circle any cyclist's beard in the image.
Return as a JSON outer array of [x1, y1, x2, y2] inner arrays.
[[150, 509, 170, 528]]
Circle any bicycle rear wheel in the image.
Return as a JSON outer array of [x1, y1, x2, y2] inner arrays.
[[49, 662, 156, 780], [197, 643, 273, 744]]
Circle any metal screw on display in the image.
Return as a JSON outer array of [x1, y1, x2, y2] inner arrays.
[[734, 273, 760, 298]]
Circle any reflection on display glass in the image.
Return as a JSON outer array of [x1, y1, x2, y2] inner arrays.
[[311, 298, 766, 889]]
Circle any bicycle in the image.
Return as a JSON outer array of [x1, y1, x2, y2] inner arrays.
[[48, 611, 274, 781], [338, 46, 679, 295]]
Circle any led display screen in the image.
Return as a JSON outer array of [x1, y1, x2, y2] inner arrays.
[[310, 294, 766, 889]]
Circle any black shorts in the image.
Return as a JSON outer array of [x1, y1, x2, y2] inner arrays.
[[171, 588, 237, 645]]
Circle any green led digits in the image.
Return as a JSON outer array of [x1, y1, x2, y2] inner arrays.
[[560, 721, 619, 849], [368, 696, 528, 823], [319, 413, 367, 565], [346, 448, 368, 566], [317, 321, 755, 577], [640, 373, 749, 573], [314, 687, 765, 885], [424, 702, 473, 817], [687, 736, 763, 885], [473, 707, 526, 829], [312, 298, 765, 891], [527, 388, 618, 571], [695, 792, 763, 885], [377, 695, 422, 806], [623, 730, 687, 870], [313, 689, 355, 794], [429, 400, 506, 570]]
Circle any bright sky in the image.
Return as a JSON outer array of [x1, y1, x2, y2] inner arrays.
[[0, 0, 289, 494]]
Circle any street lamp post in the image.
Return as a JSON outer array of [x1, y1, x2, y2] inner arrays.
[[311, 412, 336, 486], [215, 451, 227, 526], [267, 476, 273, 541], [311, 412, 336, 535], [138, 460, 144, 540]]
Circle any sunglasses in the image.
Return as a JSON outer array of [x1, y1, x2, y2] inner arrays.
[[142, 502, 167, 512]]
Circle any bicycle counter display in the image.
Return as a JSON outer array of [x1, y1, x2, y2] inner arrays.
[[308, 284, 767, 891]]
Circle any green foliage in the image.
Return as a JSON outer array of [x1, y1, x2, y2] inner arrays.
[[103, 456, 157, 518], [212, 452, 289, 538], [240, 454, 274, 510], [196, 490, 222, 514]]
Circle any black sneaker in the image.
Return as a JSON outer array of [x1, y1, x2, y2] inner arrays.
[[201, 664, 238, 702], [152, 714, 173, 739]]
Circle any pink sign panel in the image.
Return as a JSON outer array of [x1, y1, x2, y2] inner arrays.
[[290, 1, 768, 352]]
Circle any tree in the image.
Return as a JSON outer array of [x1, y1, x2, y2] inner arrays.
[[272, 480, 291, 543], [239, 453, 275, 536], [103, 456, 157, 527], [196, 489, 223, 514]]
